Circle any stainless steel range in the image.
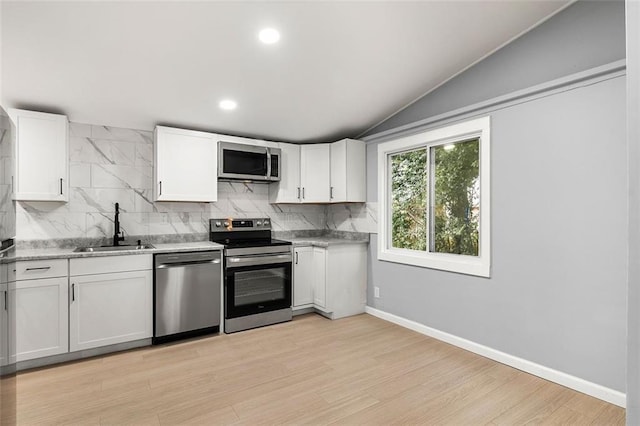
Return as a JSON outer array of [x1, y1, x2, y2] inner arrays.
[[210, 218, 292, 333]]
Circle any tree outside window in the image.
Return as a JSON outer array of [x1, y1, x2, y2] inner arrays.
[[378, 116, 490, 277], [390, 139, 479, 257]]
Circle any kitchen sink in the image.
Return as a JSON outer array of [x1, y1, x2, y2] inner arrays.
[[73, 244, 155, 253]]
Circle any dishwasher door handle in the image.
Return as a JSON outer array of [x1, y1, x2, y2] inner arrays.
[[157, 259, 221, 269]]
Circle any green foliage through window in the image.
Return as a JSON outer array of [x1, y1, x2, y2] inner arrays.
[[390, 139, 480, 256], [391, 149, 427, 250], [432, 139, 479, 256]]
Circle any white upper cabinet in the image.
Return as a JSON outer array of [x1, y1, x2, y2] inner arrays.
[[154, 126, 217, 202], [270, 139, 366, 204], [330, 139, 366, 203], [300, 144, 331, 203], [269, 143, 301, 203], [9, 109, 68, 202]]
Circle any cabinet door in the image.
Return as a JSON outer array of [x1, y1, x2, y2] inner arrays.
[[154, 126, 217, 202], [0, 284, 7, 367], [330, 139, 366, 203], [9, 277, 69, 363], [269, 143, 301, 203], [69, 270, 152, 352], [312, 247, 327, 309], [300, 144, 330, 203], [293, 246, 314, 307], [326, 244, 367, 319], [9, 109, 68, 202]]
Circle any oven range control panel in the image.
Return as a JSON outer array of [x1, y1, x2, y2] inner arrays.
[[210, 218, 271, 231]]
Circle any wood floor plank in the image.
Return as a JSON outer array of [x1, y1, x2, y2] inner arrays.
[[14, 313, 625, 425], [436, 370, 544, 425], [491, 380, 579, 425]]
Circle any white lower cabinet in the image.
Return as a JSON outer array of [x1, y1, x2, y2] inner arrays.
[[0, 264, 7, 366], [0, 268, 8, 366], [9, 276, 69, 363], [293, 246, 314, 308], [325, 244, 367, 319], [292, 244, 366, 319], [69, 256, 152, 352], [312, 247, 327, 310]]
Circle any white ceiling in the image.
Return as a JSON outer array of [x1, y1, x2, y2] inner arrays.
[[1, 1, 569, 143]]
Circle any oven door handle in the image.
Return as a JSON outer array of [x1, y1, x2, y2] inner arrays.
[[227, 254, 291, 267]]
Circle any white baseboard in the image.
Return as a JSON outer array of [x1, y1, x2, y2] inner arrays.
[[365, 306, 626, 408]]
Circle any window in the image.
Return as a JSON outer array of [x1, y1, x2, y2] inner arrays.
[[378, 116, 490, 277]]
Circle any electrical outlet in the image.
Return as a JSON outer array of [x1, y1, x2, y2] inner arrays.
[[374, 286, 380, 298]]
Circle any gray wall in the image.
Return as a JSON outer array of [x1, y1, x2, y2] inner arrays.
[[364, 0, 625, 137], [626, 0, 640, 421], [365, 0, 627, 392]]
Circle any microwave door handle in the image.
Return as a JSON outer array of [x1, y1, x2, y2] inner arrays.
[[266, 148, 271, 180]]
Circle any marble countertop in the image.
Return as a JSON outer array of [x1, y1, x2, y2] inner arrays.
[[285, 236, 370, 247], [1, 231, 371, 262], [3, 241, 224, 262]]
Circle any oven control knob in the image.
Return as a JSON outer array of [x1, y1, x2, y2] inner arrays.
[[256, 221, 262, 226], [215, 221, 222, 227], [223, 221, 229, 227], [263, 220, 270, 227]]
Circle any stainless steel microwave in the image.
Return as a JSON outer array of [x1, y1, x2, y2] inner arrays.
[[218, 142, 281, 182]]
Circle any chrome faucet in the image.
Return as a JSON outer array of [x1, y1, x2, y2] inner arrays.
[[113, 202, 125, 246]]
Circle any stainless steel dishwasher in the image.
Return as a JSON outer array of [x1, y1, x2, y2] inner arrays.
[[153, 251, 221, 344]]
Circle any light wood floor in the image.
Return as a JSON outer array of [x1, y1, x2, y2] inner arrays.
[[13, 313, 624, 425]]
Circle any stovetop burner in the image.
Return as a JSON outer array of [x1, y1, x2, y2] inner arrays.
[[209, 218, 291, 248]]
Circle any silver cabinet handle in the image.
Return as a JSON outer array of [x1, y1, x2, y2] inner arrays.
[[295, 252, 299, 264], [4, 291, 7, 311], [302, 187, 305, 199], [60, 178, 63, 195], [330, 186, 334, 199], [297, 187, 300, 200], [72, 283, 75, 302], [159, 181, 162, 196], [25, 266, 51, 271]]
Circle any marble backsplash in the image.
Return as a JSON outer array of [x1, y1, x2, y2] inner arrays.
[[0, 112, 15, 242], [16, 122, 377, 247], [326, 203, 377, 234]]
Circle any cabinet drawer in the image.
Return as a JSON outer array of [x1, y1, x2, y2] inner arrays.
[[10, 259, 68, 281], [70, 254, 152, 276]]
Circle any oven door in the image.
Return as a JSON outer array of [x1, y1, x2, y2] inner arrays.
[[225, 253, 292, 319]]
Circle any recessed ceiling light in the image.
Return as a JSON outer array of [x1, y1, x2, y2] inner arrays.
[[258, 28, 280, 44], [219, 99, 237, 111]]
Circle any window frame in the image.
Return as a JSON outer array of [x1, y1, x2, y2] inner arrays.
[[377, 116, 491, 277]]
